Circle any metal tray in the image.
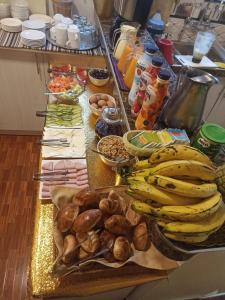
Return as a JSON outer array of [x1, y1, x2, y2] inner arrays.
[[46, 29, 101, 51], [149, 221, 225, 261]]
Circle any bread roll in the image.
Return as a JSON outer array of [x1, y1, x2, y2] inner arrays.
[[76, 231, 100, 253], [113, 236, 132, 261], [72, 209, 102, 233], [62, 234, 79, 264], [133, 222, 151, 251], [104, 215, 131, 235], [99, 198, 122, 215], [99, 230, 115, 250], [125, 203, 142, 226], [57, 203, 79, 232], [73, 188, 101, 209]]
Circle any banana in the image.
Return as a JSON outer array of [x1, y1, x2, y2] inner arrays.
[[131, 192, 222, 221], [129, 181, 201, 206], [164, 232, 211, 244], [157, 201, 225, 233], [149, 145, 213, 166], [149, 160, 216, 182], [133, 160, 150, 170], [147, 175, 217, 198]]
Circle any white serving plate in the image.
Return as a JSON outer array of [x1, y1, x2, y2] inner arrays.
[[21, 29, 46, 40], [22, 20, 45, 32], [1, 18, 22, 32], [29, 14, 53, 28]]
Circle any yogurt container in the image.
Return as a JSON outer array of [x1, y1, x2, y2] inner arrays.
[[192, 123, 225, 160]]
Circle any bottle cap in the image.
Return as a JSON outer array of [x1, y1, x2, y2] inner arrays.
[[201, 123, 225, 144], [152, 56, 163, 67], [145, 44, 158, 55], [158, 69, 171, 80]]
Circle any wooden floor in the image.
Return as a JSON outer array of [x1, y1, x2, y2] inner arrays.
[[0, 135, 41, 300]]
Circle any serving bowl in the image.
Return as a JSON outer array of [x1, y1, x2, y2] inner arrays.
[[88, 69, 110, 87], [88, 93, 116, 116], [97, 135, 134, 167]]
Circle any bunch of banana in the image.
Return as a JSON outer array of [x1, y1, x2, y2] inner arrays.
[[216, 164, 225, 195], [126, 145, 225, 244]]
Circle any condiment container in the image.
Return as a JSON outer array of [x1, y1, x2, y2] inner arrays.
[[192, 123, 225, 160], [95, 107, 122, 138]]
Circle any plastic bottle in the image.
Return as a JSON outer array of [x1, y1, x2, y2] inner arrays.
[[131, 56, 163, 114], [135, 69, 171, 130], [128, 44, 158, 106], [146, 10, 165, 41]]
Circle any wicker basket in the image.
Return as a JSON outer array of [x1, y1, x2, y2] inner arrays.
[[123, 130, 164, 157]]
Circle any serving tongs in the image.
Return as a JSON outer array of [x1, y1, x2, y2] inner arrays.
[[39, 138, 70, 147], [33, 170, 70, 181]]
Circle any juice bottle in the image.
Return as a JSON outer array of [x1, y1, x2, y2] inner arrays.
[[128, 45, 157, 105], [135, 69, 171, 130], [131, 56, 163, 113]]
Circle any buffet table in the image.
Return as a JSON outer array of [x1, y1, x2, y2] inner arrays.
[[28, 84, 174, 298]]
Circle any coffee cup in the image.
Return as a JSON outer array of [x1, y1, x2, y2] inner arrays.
[[53, 13, 64, 25], [50, 26, 56, 40], [66, 25, 80, 49], [55, 23, 68, 47]]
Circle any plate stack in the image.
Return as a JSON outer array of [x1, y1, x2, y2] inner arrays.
[[20, 30, 46, 48], [1, 18, 22, 32], [22, 20, 46, 32], [0, 3, 11, 19], [11, 2, 29, 21], [29, 14, 53, 29]]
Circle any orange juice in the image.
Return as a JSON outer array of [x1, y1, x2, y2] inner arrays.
[[117, 44, 133, 74]]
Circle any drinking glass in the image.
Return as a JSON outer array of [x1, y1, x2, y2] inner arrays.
[[192, 31, 216, 63]]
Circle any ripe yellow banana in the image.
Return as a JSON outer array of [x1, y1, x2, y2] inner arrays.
[[128, 181, 201, 206], [147, 175, 217, 198], [158, 201, 225, 233], [164, 232, 211, 244], [131, 192, 222, 221], [133, 159, 150, 170], [149, 160, 216, 182], [149, 145, 213, 166]]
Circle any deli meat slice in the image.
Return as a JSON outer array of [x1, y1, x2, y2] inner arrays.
[[54, 160, 66, 170], [42, 161, 53, 171], [77, 174, 88, 181], [76, 169, 88, 176], [74, 161, 86, 170]]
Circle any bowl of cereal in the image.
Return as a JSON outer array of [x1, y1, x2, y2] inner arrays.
[[89, 93, 116, 116], [97, 135, 135, 167]]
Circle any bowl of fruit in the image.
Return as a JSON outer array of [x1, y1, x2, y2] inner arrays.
[[88, 69, 110, 87], [48, 75, 84, 104], [89, 93, 116, 116]]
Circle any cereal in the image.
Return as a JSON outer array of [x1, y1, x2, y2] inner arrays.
[[98, 136, 130, 161]]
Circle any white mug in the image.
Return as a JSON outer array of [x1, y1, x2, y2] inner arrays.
[[62, 17, 73, 27], [55, 23, 68, 47], [66, 25, 80, 49], [53, 14, 64, 25], [50, 26, 56, 40]]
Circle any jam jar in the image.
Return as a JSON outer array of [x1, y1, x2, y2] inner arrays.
[[95, 107, 123, 138]]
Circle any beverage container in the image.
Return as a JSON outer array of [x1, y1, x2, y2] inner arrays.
[[128, 45, 158, 105], [113, 24, 138, 60], [117, 40, 134, 74], [131, 56, 163, 110], [192, 123, 225, 160], [192, 31, 216, 63], [157, 38, 174, 65], [135, 69, 170, 130], [146, 10, 165, 41]]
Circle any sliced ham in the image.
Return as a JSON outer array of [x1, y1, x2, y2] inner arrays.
[[64, 160, 78, 170], [77, 174, 88, 181], [54, 160, 66, 170], [76, 179, 89, 186], [76, 169, 88, 176], [74, 161, 87, 170], [42, 161, 53, 171]]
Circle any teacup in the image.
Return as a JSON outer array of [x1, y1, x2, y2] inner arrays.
[[53, 13, 64, 25], [55, 23, 67, 47], [66, 25, 80, 49]]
